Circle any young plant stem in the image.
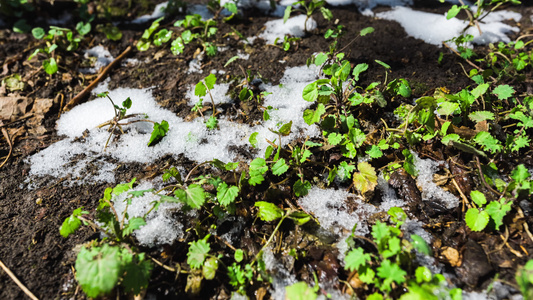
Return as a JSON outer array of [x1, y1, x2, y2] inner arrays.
[[250, 211, 290, 266]]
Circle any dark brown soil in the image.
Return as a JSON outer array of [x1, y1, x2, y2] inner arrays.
[[1, 1, 533, 299]]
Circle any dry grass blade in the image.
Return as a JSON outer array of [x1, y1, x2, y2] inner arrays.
[[0, 121, 13, 169], [0, 258, 39, 300]]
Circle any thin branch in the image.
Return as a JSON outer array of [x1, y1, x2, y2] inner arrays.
[[64, 46, 133, 111], [0, 121, 13, 169], [0, 258, 39, 300]]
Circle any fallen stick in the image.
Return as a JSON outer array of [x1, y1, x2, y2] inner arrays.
[[0, 121, 12, 169], [0, 258, 39, 300], [63, 45, 133, 111]]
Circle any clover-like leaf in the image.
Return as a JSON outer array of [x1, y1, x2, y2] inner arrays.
[[217, 182, 239, 206], [465, 208, 489, 231], [255, 201, 283, 222], [187, 238, 211, 269]]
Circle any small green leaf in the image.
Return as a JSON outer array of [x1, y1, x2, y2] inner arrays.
[[375, 59, 390, 69], [60, 207, 87, 238], [377, 260, 406, 292], [447, 5, 461, 19], [328, 132, 343, 145], [175, 184, 206, 209], [366, 145, 383, 159], [204, 73, 217, 90], [249, 132, 258, 148], [148, 120, 169, 146], [188, 238, 211, 269], [303, 103, 325, 125], [288, 211, 311, 225], [153, 29, 172, 46], [43, 58, 58, 75], [511, 164, 530, 183], [485, 199, 511, 230], [122, 254, 152, 295], [123, 217, 146, 236], [360, 27, 374, 36], [75, 244, 122, 298], [283, 6, 292, 23], [493, 84, 515, 100], [465, 208, 489, 231], [470, 190, 487, 206], [345, 247, 371, 272], [469, 111, 494, 122], [202, 257, 218, 280], [285, 282, 317, 300], [411, 235, 431, 256], [32, 27, 45, 39], [170, 37, 185, 55], [113, 178, 136, 196], [415, 266, 432, 283], [224, 55, 240, 67], [272, 158, 289, 176], [302, 82, 318, 102], [205, 116, 218, 130], [293, 179, 311, 197], [217, 182, 239, 206], [352, 63, 368, 81], [255, 201, 283, 222], [279, 121, 292, 136], [474, 131, 502, 153], [234, 249, 244, 263]]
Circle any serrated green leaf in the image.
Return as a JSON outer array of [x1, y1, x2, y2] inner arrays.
[[338, 161, 355, 180], [75, 244, 122, 298], [187, 238, 210, 269], [123, 217, 146, 236], [469, 111, 494, 122], [255, 201, 283, 222], [345, 247, 371, 272], [204, 73, 217, 90], [205, 115, 218, 130], [485, 199, 511, 231], [113, 178, 136, 196], [353, 161, 377, 194], [217, 182, 239, 206], [60, 207, 87, 238], [195, 81, 207, 97], [272, 158, 289, 176], [122, 254, 152, 295], [474, 131, 502, 153], [465, 208, 489, 231], [175, 184, 206, 209], [328, 132, 343, 145], [377, 260, 406, 292], [493, 84, 515, 100], [294, 179, 311, 197], [366, 145, 383, 158], [512, 164, 530, 183], [471, 83, 489, 99], [437, 101, 459, 116]]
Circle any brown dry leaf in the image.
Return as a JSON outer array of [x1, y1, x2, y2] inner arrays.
[[27, 98, 54, 135], [0, 95, 29, 121], [452, 125, 478, 140], [153, 49, 167, 61], [433, 173, 449, 187], [475, 120, 489, 133], [441, 246, 462, 267]]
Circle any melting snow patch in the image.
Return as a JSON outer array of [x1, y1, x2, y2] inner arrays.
[[414, 154, 459, 210], [25, 64, 321, 186], [298, 186, 378, 236], [259, 15, 317, 44], [376, 6, 520, 47], [80, 46, 114, 74]]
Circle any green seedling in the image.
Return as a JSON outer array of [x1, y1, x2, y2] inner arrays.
[[273, 35, 301, 51], [29, 23, 90, 75], [193, 73, 218, 129], [95, 92, 169, 149], [284, 0, 332, 33], [344, 207, 461, 299], [60, 178, 153, 298]]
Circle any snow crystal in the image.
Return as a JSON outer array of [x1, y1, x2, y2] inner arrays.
[[376, 6, 520, 47], [259, 15, 317, 44], [298, 186, 378, 236], [414, 154, 459, 210], [187, 58, 203, 74], [80, 45, 114, 74], [111, 181, 188, 247]]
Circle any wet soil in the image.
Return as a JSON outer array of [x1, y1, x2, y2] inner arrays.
[[1, 1, 533, 299]]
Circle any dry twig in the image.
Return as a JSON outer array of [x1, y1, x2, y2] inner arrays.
[[0, 121, 13, 169], [63, 45, 133, 111], [0, 258, 39, 300]]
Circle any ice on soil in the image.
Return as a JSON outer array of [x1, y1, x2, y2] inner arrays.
[[259, 15, 317, 44], [111, 181, 192, 247], [376, 6, 520, 47], [414, 154, 459, 210], [25, 64, 320, 186]]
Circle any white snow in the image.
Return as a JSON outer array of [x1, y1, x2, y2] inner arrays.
[[298, 186, 378, 236], [414, 154, 459, 209], [80, 45, 114, 74], [259, 15, 317, 44], [25, 64, 320, 186], [376, 6, 520, 47]]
